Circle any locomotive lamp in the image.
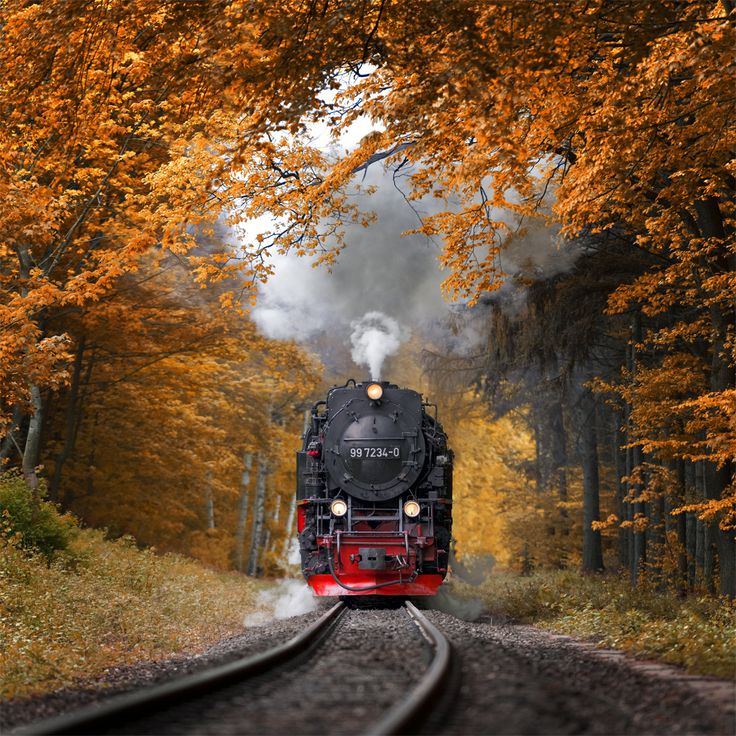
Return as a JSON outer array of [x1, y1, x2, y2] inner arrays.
[[403, 500, 421, 517], [330, 498, 348, 517], [366, 383, 383, 400]]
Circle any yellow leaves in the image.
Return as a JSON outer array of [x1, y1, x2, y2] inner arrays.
[[591, 514, 619, 532], [619, 513, 650, 532], [673, 497, 736, 531], [446, 398, 536, 565]]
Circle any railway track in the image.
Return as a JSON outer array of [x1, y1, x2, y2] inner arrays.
[[21, 601, 455, 736]]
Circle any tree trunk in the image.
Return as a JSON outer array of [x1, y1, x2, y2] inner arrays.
[[629, 311, 646, 583], [674, 460, 688, 593], [580, 388, 604, 572], [0, 405, 24, 463], [625, 417, 636, 581], [686, 510, 697, 589], [614, 413, 629, 569], [205, 485, 215, 530], [22, 382, 44, 497], [550, 393, 569, 565], [246, 456, 269, 577], [49, 336, 86, 502], [234, 453, 253, 572], [685, 461, 697, 589], [650, 488, 665, 588], [282, 495, 297, 561]]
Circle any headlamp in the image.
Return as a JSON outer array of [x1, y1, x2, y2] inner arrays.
[[366, 383, 383, 400], [330, 498, 348, 517], [403, 500, 421, 518]]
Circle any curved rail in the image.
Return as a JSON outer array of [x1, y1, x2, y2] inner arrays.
[[21, 602, 346, 736], [367, 601, 454, 736]]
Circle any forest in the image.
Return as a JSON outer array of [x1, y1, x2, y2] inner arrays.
[[1, 0, 734, 604]]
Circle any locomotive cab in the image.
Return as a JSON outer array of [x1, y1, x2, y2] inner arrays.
[[296, 379, 453, 596]]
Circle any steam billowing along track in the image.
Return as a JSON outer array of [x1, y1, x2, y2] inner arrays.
[[22, 603, 455, 736]]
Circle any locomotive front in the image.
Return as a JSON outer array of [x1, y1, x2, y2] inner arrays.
[[296, 379, 452, 596]]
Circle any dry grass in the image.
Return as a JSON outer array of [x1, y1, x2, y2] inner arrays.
[[0, 528, 258, 700], [461, 570, 736, 680]]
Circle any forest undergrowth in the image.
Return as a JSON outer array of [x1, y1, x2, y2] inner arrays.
[[461, 571, 736, 680], [0, 475, 260, 701]]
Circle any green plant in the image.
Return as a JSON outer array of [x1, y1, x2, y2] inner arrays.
[[0, 471, 74, 560]]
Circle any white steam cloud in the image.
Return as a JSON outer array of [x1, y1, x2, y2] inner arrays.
[[243, 579, 317, 627], [245, 164, 579, 365], [350, 312, 403, 380]]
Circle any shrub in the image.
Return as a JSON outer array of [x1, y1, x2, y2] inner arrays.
[[0, 471, 74, 560]]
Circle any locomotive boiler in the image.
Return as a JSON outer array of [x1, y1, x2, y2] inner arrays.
[[296, 379, 453, 596]]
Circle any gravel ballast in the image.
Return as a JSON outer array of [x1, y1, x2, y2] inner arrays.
[[106, 607, 425, 735], [1, 607, 330, 732], [423, 609, 735, 736], [3, 602, 734, 735]]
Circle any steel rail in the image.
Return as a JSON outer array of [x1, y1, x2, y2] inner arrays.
[[20, 602, 346, 736], [367, 601, 453, 736]]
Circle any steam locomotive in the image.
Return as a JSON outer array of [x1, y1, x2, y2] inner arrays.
[[296, 379, 453, 596]]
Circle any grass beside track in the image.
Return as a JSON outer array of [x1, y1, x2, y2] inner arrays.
[[0, 527, 259, 700], [459, 570, 735, 680]]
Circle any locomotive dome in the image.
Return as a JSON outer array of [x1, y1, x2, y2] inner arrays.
[[323, 380, 426, 502]]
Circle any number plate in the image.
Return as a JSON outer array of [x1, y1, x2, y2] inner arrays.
[[348, 446, 401, 459]]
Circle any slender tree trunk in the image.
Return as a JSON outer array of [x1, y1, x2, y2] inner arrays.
[[246, 456, 268, 577], [281, 408, 309, 562], [650, 489, 665, 588], [550, 392, 569, 566], [625, 415, 636, 581], [49, 336, 86, 502], [74, 410, 100, 508], [686, 510, 697, 589], [631, 442, 647, 582], [533, 413, 543, 493], [205, 486, 215, 530], [580, 388, 604, 572], [282, 495, 297, 560], [629, 311, 647, 583], [16, 245, 46, 496], [0, 405, 24, 463], [695, 463, 706, 586], [614, 413, 628, 569], [685, 461, 697, 589], [234, 453, 253, 572], [673, 459, 688, 593], [266, 495, 282, 553], [696, 518, 705, 585], [22, 382, 44, 497]]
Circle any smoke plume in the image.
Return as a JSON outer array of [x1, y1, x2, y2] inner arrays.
[[246, 163, 580, 368], [349, 312, 403, 380], [243, 579, 318, 627]]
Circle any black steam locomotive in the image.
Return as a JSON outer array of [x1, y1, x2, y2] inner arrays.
[[296, 379, 453, 596]]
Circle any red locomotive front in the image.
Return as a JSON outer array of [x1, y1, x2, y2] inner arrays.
[[296, 379, 453, 597]]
